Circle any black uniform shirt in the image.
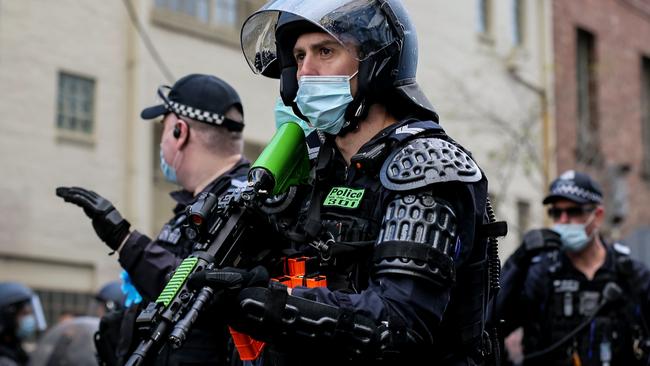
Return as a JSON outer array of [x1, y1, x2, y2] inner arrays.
[[502, 241, 650, 366], [118, 159, 249, 301]]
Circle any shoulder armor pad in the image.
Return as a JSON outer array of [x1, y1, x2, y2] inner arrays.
[[380, 137, 482, 191], [613, 242, 631, 256]]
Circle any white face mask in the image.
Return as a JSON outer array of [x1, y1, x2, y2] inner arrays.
[[552, 213, 596, 252], [293, 72, 358, 135]]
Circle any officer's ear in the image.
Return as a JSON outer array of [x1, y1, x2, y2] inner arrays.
[[592, 205, 606, 229], [173, 120, 190, 149]]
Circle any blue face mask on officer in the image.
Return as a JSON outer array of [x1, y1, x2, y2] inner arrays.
[[294, 72, 358, 135], [274, 97, 314, 136], [552, 212, 596, 252], [16, 314, 36, 340], [160, 149, 177, 183]]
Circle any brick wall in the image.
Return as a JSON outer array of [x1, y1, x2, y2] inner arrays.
[[552, 0, 650, 237]]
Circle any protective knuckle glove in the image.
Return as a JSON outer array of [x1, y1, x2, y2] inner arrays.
[[56, 186, 131, 250], [188, 266, 269, 292], [512, 228, 561, 266]]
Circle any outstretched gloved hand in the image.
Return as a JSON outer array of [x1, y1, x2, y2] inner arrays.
[[56, 186, 131, 251]]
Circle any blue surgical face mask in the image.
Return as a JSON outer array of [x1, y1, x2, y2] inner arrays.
[[160, 149, 177, 183], [16, 314, 36, 340], [274, 97, 314, 136], [294, 72, 357, 135], [552, 214, 596, 252]]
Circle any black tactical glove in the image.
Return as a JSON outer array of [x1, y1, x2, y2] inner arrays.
[[56, 186, 131, 251], [188, 266, 270, 292], [509, 228, 562, 267]]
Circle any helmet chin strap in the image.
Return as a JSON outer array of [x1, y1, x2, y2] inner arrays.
[[338, 46, 402, 137]]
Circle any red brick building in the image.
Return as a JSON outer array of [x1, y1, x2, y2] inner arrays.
[[552, 0, 650, 256]]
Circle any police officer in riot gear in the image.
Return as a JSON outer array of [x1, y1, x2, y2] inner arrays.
[[57, 74, 251, 365], [191, 1, 504, 364], [91, 281, 126, 318], [498, 170, 650, 365], [0, 282, 47, 366]]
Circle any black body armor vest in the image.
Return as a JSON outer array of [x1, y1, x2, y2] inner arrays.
[[524, 245, 648, 366]]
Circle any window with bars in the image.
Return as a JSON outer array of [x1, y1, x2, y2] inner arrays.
[[154, 0, 226, 25], [34, 288, 94, 327], [477, 0, 493, 37], [56, 72, 95, 140], [516, 199, 531, 243], [642, 56, 650, 180], [575, 28, 601, 166], [152, 0, 263, 45], [512, 0, 525, 46]]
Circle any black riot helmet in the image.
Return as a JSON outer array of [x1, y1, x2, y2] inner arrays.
[[95, 281, 125, 312], [0, 282, 47, 337], [0, 283, 33, 310], [241, 0, 438, 135]]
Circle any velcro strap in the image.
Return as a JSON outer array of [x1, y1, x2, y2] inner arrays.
[[373, 241, 456, 283], [262, 281, 288, 328], [479, 221, 508, 238], [373, 241, 451, 263]]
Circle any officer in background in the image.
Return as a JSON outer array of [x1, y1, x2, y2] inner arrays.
[[90, 281, 126, 318], [191, 1, 504, 364], [0, 282, 46, 366], [28, 316, 99, 366], [498, 170, 650, 365], [56, 74, 249, 365]]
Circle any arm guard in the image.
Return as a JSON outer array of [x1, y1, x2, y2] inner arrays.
[[373, 193, 459, 287], [373, 136, 477, 287]]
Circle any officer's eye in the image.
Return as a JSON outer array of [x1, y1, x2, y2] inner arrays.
[[320, 47, 333, 57], [294, 52, 305, 63]]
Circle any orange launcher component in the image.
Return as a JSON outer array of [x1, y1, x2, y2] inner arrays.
[[305, 275, 327, 288], [229, 327, 266, 361], [287, 257, 307, 276]]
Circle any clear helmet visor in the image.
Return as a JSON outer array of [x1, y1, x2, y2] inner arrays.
[[241, 0, 399, 75], [29, 294, 47, 332]]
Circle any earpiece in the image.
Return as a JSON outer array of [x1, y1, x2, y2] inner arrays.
[[173, 124, 181, 138]]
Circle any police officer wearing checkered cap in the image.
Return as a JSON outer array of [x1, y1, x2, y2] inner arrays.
[[56, 74, 253, 365], [498, 170, 650, 365]]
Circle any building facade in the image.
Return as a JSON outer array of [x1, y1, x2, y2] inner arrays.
[[405, 0, 553, 255], [551, 0, 650, 258], [0, 0, 270, 321]]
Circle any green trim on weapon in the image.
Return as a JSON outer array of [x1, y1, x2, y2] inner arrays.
[[156, 257, 198, 307]]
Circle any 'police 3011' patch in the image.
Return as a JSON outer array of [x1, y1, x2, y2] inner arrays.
[[323, 187, 365, 209]]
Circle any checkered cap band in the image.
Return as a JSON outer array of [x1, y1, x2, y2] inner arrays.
[[551, 183, 603, 203], [168, 101, 227, 126]]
